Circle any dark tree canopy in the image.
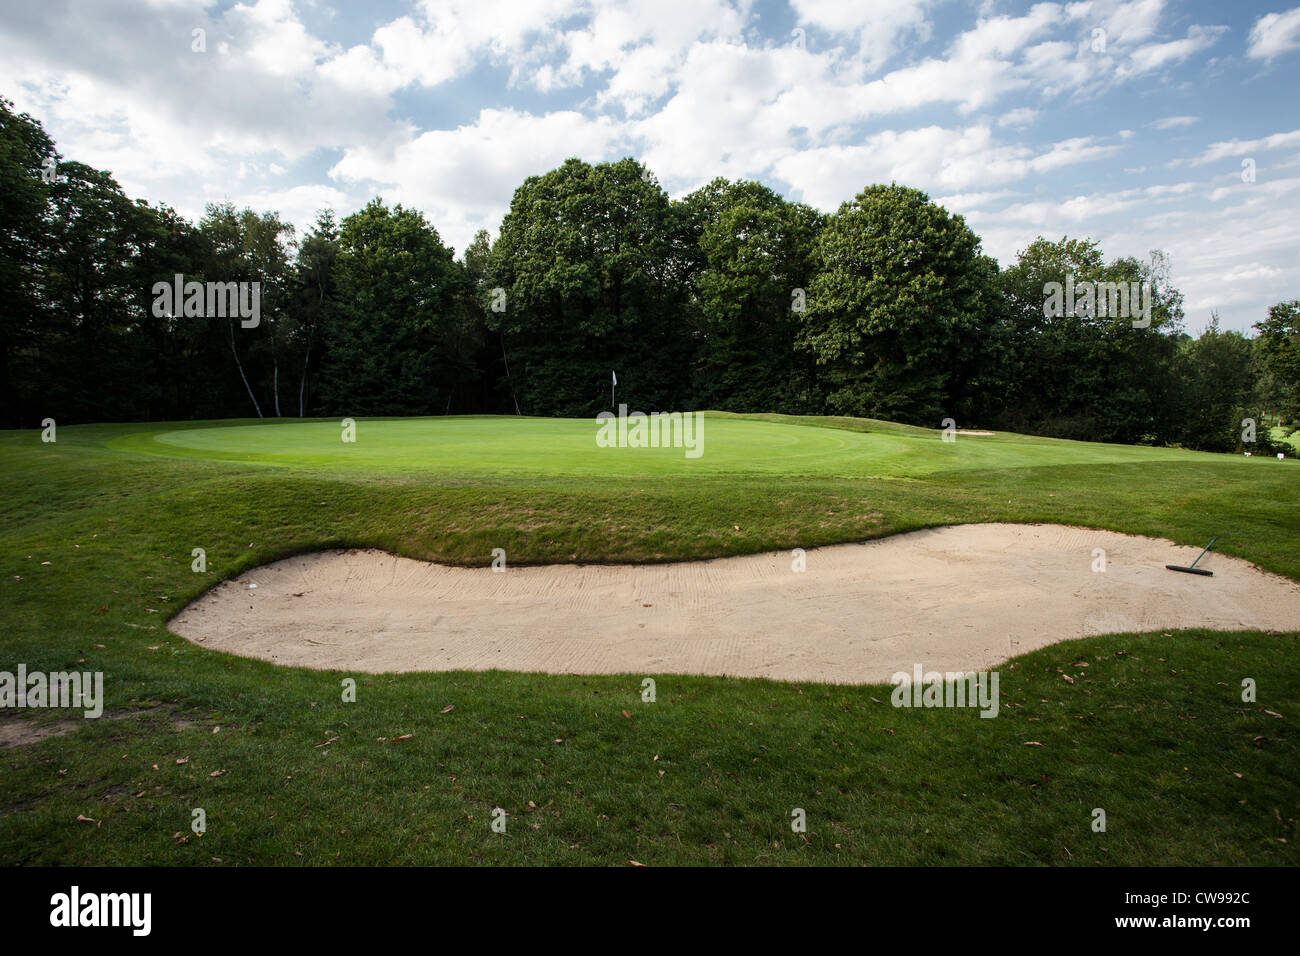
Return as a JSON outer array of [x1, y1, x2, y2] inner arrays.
[[1, 94, 1293, 456]]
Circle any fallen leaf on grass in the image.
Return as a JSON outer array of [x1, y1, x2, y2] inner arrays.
[[208, 770, 226, 777], [1023, 741, 1044, 747], [388, 734, 414, 743], [315, 736, 340, 749], [175, 757, 188, 764], [1264, 710, 1284, 719], [629, 860, 647, 867], [440, 704, 454, 714], [76, 814, 99, 827], [621, 710, 632, 719]]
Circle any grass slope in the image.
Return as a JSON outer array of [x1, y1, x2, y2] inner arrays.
[[0, 414, 1297, 865]]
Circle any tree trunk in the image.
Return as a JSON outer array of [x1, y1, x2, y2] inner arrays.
[[299, 279, 325, 417], [298, 351, 309, 417], [230, 319, 263, 418], [500, 333, 521, 415], [268, 311, 282, 418]]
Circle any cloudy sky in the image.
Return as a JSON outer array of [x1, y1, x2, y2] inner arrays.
[[2, 0, 1298, 332]]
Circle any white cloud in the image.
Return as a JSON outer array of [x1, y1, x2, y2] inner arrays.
[[219, 183, 352, 235], [1192, 128, 1300, 165], [771, 126, 1121, 209], [330, 108, 625, 253], [789, 0, 933, 71], [933, 189, 1018, 213], [227, 0, 331, 78], [998, 107, 1040, 127], [1151, 115, 1198, 129], [1103, 0, 1166, 45], [1, 0, 1283, 328], [1247, 7, 1300, 61], [970, 170, 1300, 328], [1119, 24, 1227, 77]]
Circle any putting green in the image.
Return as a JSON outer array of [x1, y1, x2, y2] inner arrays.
[[106, 414, 1205, 478]]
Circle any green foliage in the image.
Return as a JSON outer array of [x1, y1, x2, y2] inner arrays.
[[319, 199, 464, 415], [683, 178, 824, 413], [0, 93, 1287, 457], [1255, 299, 1300, 424], [799, 183, 991, 425], [992, 237, 1183, 444], [0, 97, 56, 426], [486, 158, 695, 416], [194, 201, 297, 418], [1176, 316, 1257, 452], [283, 210, 339, 417]]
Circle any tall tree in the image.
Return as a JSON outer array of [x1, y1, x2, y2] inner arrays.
[[1176, 315, 1259, 451], [286, 210, 338, 417], [1255, 299, 1300, 424], [486, 157, 695, 417], [0, 97, 56, 426], [319, 198, 463, 415], [682, 178, 824, 413], [194, 202, 295, 417], [40, 161, 152, 423], [799, 183, 991, 424], [996, 237, 1183, 443]]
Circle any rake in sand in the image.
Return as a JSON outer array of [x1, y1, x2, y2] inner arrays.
[[1166, 536, 1217, 577]]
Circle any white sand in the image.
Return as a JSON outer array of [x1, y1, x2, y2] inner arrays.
[[168, 524, 1300, 684]]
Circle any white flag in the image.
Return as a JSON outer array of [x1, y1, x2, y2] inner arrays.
[[612, 370, 617, 386]]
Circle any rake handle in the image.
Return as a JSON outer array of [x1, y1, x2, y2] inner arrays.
[[1188, 536, 1218, 569]]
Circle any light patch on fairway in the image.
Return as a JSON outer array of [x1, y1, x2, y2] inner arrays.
[[107, 415, 1208, 479], [168, 525, 1300, 685]]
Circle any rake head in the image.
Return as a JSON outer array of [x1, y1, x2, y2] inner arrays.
[[1165, 564, 1213, 576], [1165, 536, 1217, 577]]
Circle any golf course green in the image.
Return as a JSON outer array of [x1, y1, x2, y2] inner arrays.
[[107, 412, 1199, 478], [1, 413, 1297, 865]]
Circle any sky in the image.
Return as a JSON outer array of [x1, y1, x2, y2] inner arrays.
[[1, 0, 1298, 333]]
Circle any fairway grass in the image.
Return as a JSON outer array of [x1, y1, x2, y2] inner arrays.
[[105, 412, 1203, 478], [1, 414, 1298, 865]]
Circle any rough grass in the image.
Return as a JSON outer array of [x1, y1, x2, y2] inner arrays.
[[0, 415, 1297, 865]]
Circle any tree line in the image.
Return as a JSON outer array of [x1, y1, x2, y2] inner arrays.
[[2, 96, 1296, 453]]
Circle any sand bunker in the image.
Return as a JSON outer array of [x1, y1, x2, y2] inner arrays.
[[168, 524, 1300, 684]]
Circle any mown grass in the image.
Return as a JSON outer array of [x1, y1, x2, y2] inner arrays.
[[0, 415, 1297, 865]]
